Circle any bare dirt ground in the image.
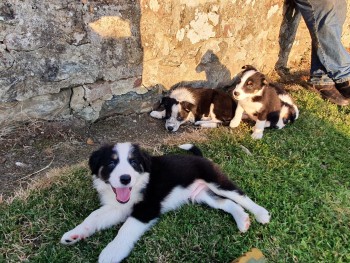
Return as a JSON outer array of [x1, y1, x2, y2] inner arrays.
[[0, 113, 208, 201]]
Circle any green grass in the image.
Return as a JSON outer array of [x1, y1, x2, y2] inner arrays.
[[1, 89, 350, 262]]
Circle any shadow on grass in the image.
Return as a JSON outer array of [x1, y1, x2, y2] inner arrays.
[[0, 90, 349, 263]]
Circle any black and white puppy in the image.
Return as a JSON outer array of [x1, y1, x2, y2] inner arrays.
[[150, 87, 237, 131], [229, 65, 299, 139], [61, 142, 270, 263]]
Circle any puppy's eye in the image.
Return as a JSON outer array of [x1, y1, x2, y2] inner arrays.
[[129, 159, 138, 168], [107, 162, 116, 171], [177, 116, 184, 121]]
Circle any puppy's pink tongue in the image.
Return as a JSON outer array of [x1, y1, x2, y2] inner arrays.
[[114, 187, 131, 203]]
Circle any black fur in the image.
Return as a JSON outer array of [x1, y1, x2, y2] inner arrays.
[[90, 144, 245, 223], [157, 87, 237, 126], [160, 97, 179, 119], [89, 145, 116, 182], [183, 145, 203, 157], [232, 65, 298, 129]]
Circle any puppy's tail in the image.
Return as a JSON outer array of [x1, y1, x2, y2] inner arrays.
[[285, 104, 299, 124], [178, 144, 203, 157]]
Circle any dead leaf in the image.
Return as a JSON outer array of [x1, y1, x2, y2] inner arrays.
[[87, 138, 94, 145]]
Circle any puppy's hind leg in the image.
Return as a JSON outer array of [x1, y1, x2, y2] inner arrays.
[[193, 189, 251, 233], [213, 189, 270, 224], [206, 183, 270, 225], [61, 205, 126, 245]]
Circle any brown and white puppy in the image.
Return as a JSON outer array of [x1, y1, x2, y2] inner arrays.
[[229, 65, 299, 139], [150, 87, 237, 132], [60, 143, 270, 263]]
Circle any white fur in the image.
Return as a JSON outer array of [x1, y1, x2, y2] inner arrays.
[[165, 104, 183, 131], [239, 97, 264, 121], [178, 144, 194, 151], [99, 217, 157, 263], [278, 94, 299, 120], [293, 104, 299, 119], [159, 180, 261, 233], [251, 120, 266, 139], [150, 110, 165, 119], [278, 94, 293, 105], [61, 144, 270, 262], [230, 104, 244, 128], [192, 104, 222, 128], [60, 205, 125, 245], [61, 172, 150, 247], [60, 143, 150, 250], [205, 183, 270, 224], [170, 87, 195, 104], [194, 121, 219, 128], [194, 188, 250, 232], [165, 104, 196, 132], [276, 105, 289, 129], [161, 186, 192, 213], [152, 88, 234, 131], [233, 70, 258, 100], [108, 143, 134, 188], [209, 103, 219, 122], [230, 94, 265, 129], [231, 70, 298, 139]]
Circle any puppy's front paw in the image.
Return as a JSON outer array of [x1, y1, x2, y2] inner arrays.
[[60, 226, 88, 245], [254, 207, 270, 224], [99, 242, 122, 263], [150, 110, 165, 119], [229, 119, 240, 128], [236, 212, 251, 233], [251, 131, 263, 139]]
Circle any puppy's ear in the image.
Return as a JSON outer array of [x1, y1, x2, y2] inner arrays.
[[89, 148, 103, 175], [132, 144, 151, 173], [262, 78, 269, 86], [152, 100, 163, 111], [152, 97, 170, 111], [140, 150, 151, 173], [242, 65, 257, 71], [161, 97, 173, 108], [180, 101, 196, 113]]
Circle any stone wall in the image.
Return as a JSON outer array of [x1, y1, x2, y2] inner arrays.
[[1, 0, 350, 123]]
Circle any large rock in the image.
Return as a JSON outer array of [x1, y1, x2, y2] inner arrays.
[[0, 89, 71, 123], [140, 0, 350, 88], [1, 0, 350, 123]]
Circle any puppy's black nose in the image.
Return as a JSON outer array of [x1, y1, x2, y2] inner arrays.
[[120, 174, 131, 185], [167, 126, 174, 131], [234, 91, 240, 97]]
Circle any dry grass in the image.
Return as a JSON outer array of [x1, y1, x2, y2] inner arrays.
[[162, 127, 210, 146], [5, 162, 87, 205]]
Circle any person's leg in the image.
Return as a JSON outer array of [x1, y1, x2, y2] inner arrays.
[[294, 0, 350, 104]]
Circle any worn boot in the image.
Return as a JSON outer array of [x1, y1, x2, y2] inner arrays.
[[336, 81, 350, 99], [311, 84, 349, 106]]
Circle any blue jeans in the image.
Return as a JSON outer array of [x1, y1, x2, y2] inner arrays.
[[294, 0, 350, 85]]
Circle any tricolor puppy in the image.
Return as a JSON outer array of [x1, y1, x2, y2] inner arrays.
[[229, 65, 299, 139], [61, 142, 270, 263], [150, 87, 237, 132]]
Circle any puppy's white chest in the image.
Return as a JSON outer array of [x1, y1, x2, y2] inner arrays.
[[239, 99, 263, 119]]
